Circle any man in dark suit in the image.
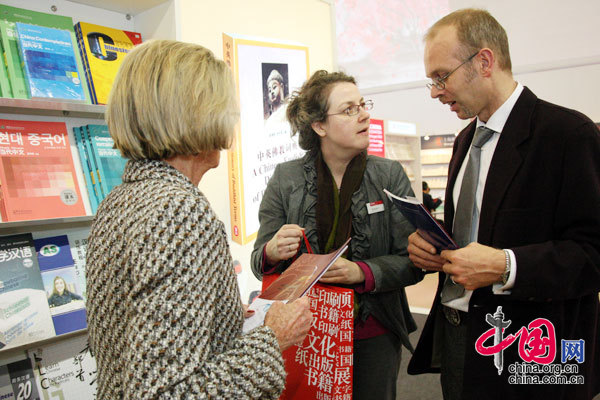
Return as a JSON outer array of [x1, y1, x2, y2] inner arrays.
[[407, 8, 600, 400]]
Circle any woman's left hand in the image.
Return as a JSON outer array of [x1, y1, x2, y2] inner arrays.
[[319, 258, 365, 285]]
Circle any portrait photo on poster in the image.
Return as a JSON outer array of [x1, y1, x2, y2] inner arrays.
[[262, 62, 289, 120], [41, 268, 85, 314]]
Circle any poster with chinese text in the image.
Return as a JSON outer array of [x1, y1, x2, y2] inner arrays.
[[223, 34, 308, 244]]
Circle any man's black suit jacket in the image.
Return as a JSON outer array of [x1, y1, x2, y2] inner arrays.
[[407, 87, 600, 399]]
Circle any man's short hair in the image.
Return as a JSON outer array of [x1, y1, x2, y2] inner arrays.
[[106, 40, 238, 160], [425, 8, 512, 72]]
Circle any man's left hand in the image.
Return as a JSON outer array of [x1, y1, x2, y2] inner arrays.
[[440, 243, 505, 290]]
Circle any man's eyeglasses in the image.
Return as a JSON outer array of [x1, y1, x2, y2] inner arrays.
[[426, 51, 479, 91], [328, 100, 374, 117]]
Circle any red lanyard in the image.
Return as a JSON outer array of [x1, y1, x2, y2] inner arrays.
[[302, 230, 313, 254]]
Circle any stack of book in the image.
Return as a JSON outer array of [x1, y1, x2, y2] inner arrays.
[[0, 230, 96, 398], [73, 124, 128, 213], [0, 230, 89, 351], [0, 118, 86, 222], [0, 4, 142, 104], [0, 119, 128, 222], [74, 21, 142, 104], [0, 4, 90, 102]]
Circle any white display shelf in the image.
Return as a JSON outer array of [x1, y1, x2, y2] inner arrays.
[[0, 98, 105, 119], [0, 329, 87, 356], [0, 216, 94, 231]]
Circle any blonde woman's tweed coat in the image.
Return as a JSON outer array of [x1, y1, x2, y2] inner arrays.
[[86, 159, 285, 399]]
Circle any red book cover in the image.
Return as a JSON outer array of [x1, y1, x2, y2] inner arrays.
[[262, 275, 354, 400], [259, 237, 351, 302], [0, 119, 86, 221]]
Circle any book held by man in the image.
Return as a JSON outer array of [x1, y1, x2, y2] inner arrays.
[[384, 188, 458, 252], [242, 237, 351, 333]]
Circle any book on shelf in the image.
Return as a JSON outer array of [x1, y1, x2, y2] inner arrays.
[[0, 37, 12, 98], [0, 21, 28, 99], [74, 21, 142, 104], [87, 124, 127, 198], [28, 333, 97, 399], [72, 126, 99, 213], [0, 3, 92, 103], [66, 228, 89, 302], [34, 235, 87, 336], [0, 119, 86, 222], [383, 188, 458, 252], [15, 22, 86, 101], [243, 237, 351, 333], [0, 233, 55, 351], [82, 125, 105, 201], [0, 356, 41, 399]]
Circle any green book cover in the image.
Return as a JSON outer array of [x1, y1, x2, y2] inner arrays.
[[0, 31, 12, 97], [0, 21, 27, 99], [0, 4, 92, 104]]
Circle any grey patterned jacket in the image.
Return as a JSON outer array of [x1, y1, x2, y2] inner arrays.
[[86, 159, 285, 399], [251, 151, 424, 351]]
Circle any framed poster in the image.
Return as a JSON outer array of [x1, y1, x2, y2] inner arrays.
[[223, 34, 309, 244]]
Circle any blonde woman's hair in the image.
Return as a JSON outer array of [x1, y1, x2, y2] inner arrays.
[[106, 40, 238, 160], [425, 8, 512, 72]]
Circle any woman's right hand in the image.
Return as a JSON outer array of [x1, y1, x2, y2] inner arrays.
[[264, 297, 312, 351], [265, 224, 304, 265]]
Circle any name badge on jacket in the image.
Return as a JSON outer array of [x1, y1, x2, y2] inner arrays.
[[366, 200, 384, 214]]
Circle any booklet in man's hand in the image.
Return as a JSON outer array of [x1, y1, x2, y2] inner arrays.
[[242, 237, 351, 333], [383, 188, 458, 252]]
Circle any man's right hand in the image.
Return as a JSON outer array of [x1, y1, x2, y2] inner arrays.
[[407, 231, 445, 271], [264, 297, 312, 352]]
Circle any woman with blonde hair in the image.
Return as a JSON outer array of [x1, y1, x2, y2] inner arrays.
[[86, 40, 312, 399]]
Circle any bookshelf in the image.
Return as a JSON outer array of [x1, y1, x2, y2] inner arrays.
[[0, 97, 105, 118], [0, 0, 168, 371], [420, 134, 456, 220], [384, 120, 422, 201]]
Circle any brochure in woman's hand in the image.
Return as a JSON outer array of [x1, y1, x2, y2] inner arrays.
[[242, 237, 351, 333]]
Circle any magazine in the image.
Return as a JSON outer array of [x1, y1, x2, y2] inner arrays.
[[242, 237, 351, 333], [383, 188, 457, 252]]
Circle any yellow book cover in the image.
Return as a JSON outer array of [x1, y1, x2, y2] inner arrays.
[[74, 22, 142, 104]]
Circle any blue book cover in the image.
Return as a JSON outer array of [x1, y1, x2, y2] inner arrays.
[[83, 125, 106, 201], [74, 22, 96, 104], [15, 22, 86, 101], [73, 126, 99, 213], [0, 233, 55, 350], [88, 124, 127, 197], [384, 189, 458, 252], [34, 235, 86, 336]]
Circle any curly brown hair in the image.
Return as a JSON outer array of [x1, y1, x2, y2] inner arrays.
[[286, 70, 356, 151]]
